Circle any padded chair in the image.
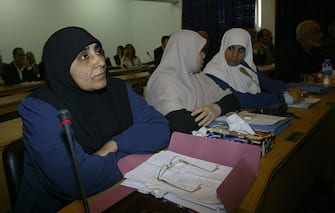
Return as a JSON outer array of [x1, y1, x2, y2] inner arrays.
[[2, 138, 24, 209]]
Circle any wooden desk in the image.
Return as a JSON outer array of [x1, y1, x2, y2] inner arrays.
[[108, 65, 153, 86], [0, 81, 44, 96], [238, 91, 335, 213], [0, 118, 22, 213], [59, 92, 335, 213], [116, 71, 151, 85], [0, 92, 30, 117]]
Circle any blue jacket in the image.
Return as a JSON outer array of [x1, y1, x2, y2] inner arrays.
[[207, 72, 289, 109], [15, 84, 170, 212]]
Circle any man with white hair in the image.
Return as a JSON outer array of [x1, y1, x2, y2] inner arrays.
[[274, 20, 324, 82]]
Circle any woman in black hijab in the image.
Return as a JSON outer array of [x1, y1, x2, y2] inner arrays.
[[15, 27, 170, 212]]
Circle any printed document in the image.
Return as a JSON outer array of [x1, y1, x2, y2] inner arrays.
[[121, 150, 232, 213]]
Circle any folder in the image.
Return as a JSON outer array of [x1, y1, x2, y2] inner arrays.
[[214, 113, 292, 136], [89, 132, 261, 213], [287, 83, 335, 94]]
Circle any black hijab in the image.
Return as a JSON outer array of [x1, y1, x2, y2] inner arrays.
[[30, 27, 133, 153]]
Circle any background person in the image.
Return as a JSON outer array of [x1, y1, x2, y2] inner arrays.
[[2, 47, 39, 85], [204, 28, 303, 109], [113, 45, 124, 67], [146, 29, 240, 134], [274, 20, 324, 82], [26, 51, 41, 79], [257, 28, 276, 65], [121, 44, 142, 69], [154, 35, 169, 67]]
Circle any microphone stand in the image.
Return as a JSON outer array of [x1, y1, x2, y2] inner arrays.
[[58, 109, 90, 213]]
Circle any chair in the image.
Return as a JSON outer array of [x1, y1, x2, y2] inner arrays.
[[2, 138, 24, 209]]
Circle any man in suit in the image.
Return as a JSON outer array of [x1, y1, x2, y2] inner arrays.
[[274, 20, 324, 82], [3, 47, 39, 85], [154, 35, 169, 67]]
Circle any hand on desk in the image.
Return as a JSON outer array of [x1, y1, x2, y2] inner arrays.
[[95, 140, 118, 156], [191, 104, 221, 127], [287, 88, 305, 104]]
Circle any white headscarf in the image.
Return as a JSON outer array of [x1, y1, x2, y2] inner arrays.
[[146, 29, 232, 116], [203, 28, 261, 94]]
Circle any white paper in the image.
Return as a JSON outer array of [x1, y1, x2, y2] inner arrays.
[[225, 113, 256, 134], [122, 150, 232, 212], [216, 112, 289, 126], [288, 97, 320, 109]]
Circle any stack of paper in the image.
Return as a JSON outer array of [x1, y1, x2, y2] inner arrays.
[[288, 97, 320, 109], [121, 150, 232, 213], [215, 112, 292, 136]]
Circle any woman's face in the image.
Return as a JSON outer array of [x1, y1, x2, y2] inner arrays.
[[70, 43, 107, 91], [125, 45, 134, 57], [224, 45, 246, 66], [194, 51, 205, 73]]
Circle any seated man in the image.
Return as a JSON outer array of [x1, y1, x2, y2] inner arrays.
[[154, 35, 169, 67], [274, 20, 324, 83], [3, 47, 39, 85], [257, 28, 276, 65]]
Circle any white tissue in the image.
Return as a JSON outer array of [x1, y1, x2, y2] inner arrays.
[[226, 113, 256, 135], [192, 126, 208, 136], [138, 183, 168, 198]]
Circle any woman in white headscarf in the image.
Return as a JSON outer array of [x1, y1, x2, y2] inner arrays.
[[204, 28, 303, 109], [146, 29, 240, 133]]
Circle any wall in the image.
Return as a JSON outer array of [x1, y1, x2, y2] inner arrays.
[[0, 0, 276, 63], [260, 0, 276, 42], [129, 0, 182, 62], [0, 0, 182, 64]]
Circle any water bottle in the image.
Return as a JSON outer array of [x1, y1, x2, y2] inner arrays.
[[322, 58, 332, 85]]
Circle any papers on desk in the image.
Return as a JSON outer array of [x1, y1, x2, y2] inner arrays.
[[287, 83, 335, 94], [215, 111, 292, 136], [118, 132, 261, 213], [288, 97, 320, 109], [122, 150, 232, 213]]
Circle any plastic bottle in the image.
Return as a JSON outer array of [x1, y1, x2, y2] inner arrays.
[[322, 58, 332, 85]]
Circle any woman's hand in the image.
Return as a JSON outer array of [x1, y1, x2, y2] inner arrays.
[[287, 88, 304, 104], [94, 140, 118, 156], [191, 104, 221, 127]]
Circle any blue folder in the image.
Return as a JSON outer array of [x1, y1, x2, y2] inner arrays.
[[212, 114, 292, 136], [287, 83, 335, 94], [248, 117, 292, 136]]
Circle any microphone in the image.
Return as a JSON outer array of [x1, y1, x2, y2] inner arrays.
[[240, 60, 257, 74], [122, 64, 128, 70], [146, 51, 154, 62], [239, 67, 259, 86], [58, 109, 90, 213]]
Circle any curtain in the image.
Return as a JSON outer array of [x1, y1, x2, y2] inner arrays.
[[182, 0, 256, 62]]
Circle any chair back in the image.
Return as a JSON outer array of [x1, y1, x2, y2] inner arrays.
[[2, 138, 24, 209]]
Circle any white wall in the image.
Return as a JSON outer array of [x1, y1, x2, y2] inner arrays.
[[129, 0, 182, 62], [0, 0, 274, 63], [260, 0, 276, 42], [0, 0, 182, 63]]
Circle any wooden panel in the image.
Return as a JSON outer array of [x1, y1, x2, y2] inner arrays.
[[0, 118, 22, 213], [0, 81, 44, 96]]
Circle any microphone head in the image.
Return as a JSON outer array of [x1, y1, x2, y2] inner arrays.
[[58, 109, 71, 122], [240, 60, 247, 67]]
